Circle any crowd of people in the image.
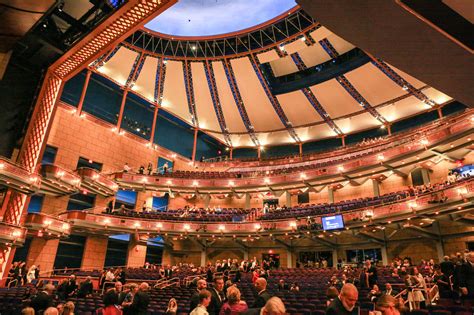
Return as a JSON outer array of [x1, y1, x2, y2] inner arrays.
[[7, 250, 474, 315]]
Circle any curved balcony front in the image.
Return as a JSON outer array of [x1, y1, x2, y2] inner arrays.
[[0, 222, 27, 247], [0, 157, 41, 194], [24, 213, 72, 238], [40, 164, 82, 196], [76, 168, 118, 197]]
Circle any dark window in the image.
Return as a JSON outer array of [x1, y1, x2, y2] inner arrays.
[[60, 70, 87, 106], [121, 92, 154, 140], [13, 237, 32, 262], [467, 242, 474, 251], [41, 145, 58, 165], [411, 169, 425, 186], [27, 194, 44, 213], [298, 251, 333, 267], [105, 235, 130, 267], [146, 237, 164, 265], [77, 157, 103, 171], [54, 235, 86, 269], [297, 192, 309, 204], [152, 195, 169, 211], [67, 192, 96, 211], [346, 248, 382, 264]]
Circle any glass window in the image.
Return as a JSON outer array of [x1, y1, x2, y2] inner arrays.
[[41, 145, 58, 165], [105, 235, 129, 267], [54, 235, 86, 269], [115, 190, 137, 209], [77, 157, 103, 171], [121, 92, 154, 140], [27, 194, 44, 213]]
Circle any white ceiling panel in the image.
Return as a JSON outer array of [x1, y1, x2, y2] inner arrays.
[[296, 124, 337, 142], [422, 87, 453, 105], [257, 49, 280, 63], [230, 57, 284, 132], [132, 56, 158, 103], [326, 33, 355, 55], [377, 96, 431, 122], [211, 61, 247, 133], [229, 134, 255, 147], [191, 62, 221, 132], [388, 64, 426, 89], [298, 43, 332, 68], [276, 90, 323, 126], [98, 46, 138, 86], [284, 38, 307, 54], [270, 54, 299, 77], [309, 26, 333, 42], [335, 112, 381, 134], [310, 79, 363, 118]]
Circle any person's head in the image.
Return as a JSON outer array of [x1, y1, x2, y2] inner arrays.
[[86, 276, 91, 282], [214, 276, 224, 292], [129, 283, 139, 294], [279, 279, 284, 285], [227, 286, 241, 305], [44, 284, 55, 295], [412, 267, 419, 275], [372, 284, 379, 292], [376, 294, 401, 315], [197, 279, 207, 290], [339, 283, 359, 312], [443, 255, 450, 261], [199, 289, 212, 307], [139, 282, 149, 291], [466, 251, 474, 264], [44, 307, 59, 315], [21, 307, 35, 315], [327, 286, 339, 299], [62, 301, 75, 315], [385, 283, 392, 291], [69, 274, 76, 281], [255, 277, 267, 292], [114, 281, 123, 292], [262, 297, 286, 315]]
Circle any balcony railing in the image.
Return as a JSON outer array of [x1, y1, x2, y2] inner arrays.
[[40, 164, 82, 195], [76, 167, 118, 197]]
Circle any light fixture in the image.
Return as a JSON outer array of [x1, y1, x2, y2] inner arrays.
[[264, 178, 270, 184], [338, 166, 344, 172], [218, 225, 225, 231], [228, 181, 234, 186], [300, 173, 306, 180], [184, 224, 191, 231]]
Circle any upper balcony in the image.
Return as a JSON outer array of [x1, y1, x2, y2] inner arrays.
[[24, 212, 71, 239], [0, 157, 41, 194], [76, 167, 118, 197], [40, 164, 82, 196]]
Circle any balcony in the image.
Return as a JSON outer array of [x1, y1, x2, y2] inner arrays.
[[76, 168, 118, 197], [40, 165, 82, 196], [0, 222, 27, 246], [0, 158, 41, 194], [24, 213, 71, 238]]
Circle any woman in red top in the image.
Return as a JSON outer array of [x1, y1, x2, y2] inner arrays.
[[220, 286, 248, 315]]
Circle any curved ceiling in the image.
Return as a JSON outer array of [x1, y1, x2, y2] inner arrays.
[[91, 15, 453, 148], [145, 0, 297, 37]]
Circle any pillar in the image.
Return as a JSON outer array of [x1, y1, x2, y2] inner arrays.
[[161, 248, 172, 266], [257, 147, 261, 160], [381, 246, 388, 266], [372, 179, 380, 197], [230, 148, 233, 160], [421, 168, 431, 185], [127, 235, 147, 267], [204, 194, 211, 209], [436, 241, 445, 262], [243, 250, 249, 260], [332, 250, 338, 268], [201, 249, 207, 267], [245, 193, 251, 210], [149, 105, 159, 144], [286, 249, 293, 268], [341, 136, 346, 147], [192, 128, 198, 162], [328, 188, 334, 203], [299, 143, 303, 157], [437, 107, 443, 119], [285, 191, 291, 208], [116, 89, 128, 129], [26, 238, 60, 277], [76, 70, 91, 115], [387, 124, 392, 136], [82, 236, 108, 270]]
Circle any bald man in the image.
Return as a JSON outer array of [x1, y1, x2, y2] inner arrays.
[[129, 282, 150, 315], [326, 283, 359, 315], [190, 278, 208, 312], [252, 277, 272, 308]]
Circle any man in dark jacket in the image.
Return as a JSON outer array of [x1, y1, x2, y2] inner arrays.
[[31, 284, 55, 314], [252, 278, 272, 308], [129, 282, 150, 315], [208, 277, 226, 315], [190, 279, 207, 312], [77, 276, 93, 298], [459, 252, 474, 299], [326, 283, 359, 315]]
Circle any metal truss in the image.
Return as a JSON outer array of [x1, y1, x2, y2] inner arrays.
[[250, 54, 301, 143], [222, 59, 260, 146], [126, 52, 145, 88], [319, 38, 339, 58], [183, 60, 199, 126], [291, 52, 308, 71], [203, 61, 232, 146], [301, 88, 344, 136], [126, 9, 316, 58]]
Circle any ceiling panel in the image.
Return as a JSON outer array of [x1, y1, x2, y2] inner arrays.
[[422, 87, 453, 105], [98, 46, 138, 86], [298, 43, 332, 68], [230, 57, 284, 132], [377, 95, 431, 122], [335, 112, 381, 134], [258, 130, 295, 146], [132, 56, 158, 103], [388, 64, 426, 89], [284, 38, 307, 54], [191, 62, 221, 132], [257, 49, 280, 63], [229, 134, 255, 147], [310, 78, 363, 118], [211, 61, 247, 133], [296, 124, 337, 142], [276, 90, 323, 126], [309, 26, 333, 42], [161, 60, 192, 125], [270, 54, 300, 77], [344, 63, 406, 106], [326, 33, 355, 55]]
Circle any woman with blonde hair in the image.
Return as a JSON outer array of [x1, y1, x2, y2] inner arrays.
[[21, 307, 35, 315], [219, 286, 248, 315], [62, 301, 75, 315]]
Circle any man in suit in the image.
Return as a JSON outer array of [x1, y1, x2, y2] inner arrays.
[[382, 283, 398, 297], [440, 255, 455, 276], [208, 276, 226, 315], [164, 265, 173, 279], [190, 279, 208, 312], [129, 282, 150, 315], [326, 283, 359, 315], [102, 281, 122, 305], [459, 251, 474, 299], [252, 277, 272, 308], [243, 297, 286, 315], [77, 276, 93, 298], [31, 284, 55, 314]]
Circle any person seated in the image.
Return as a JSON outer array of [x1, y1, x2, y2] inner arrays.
[[77, 276, 93, 298], [166, 298, 178, 315], [375, 294, 406, 315], [277, 279, 288, 291], [368, 284, 382, 302], [326, 283, 358, 315], [289, 282, 300, 292]]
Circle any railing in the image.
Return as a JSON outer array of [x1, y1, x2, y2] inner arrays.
[[25, 213, 71, 237], [153, 277, 180, 289], [41, 164, 82, 188], [0, 222, 27, 245]]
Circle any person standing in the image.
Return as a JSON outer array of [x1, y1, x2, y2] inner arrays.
[[129, 282, 150, 315], [208, 277, 226, 315], [190, 290, 212, 315], [251, 278, 272, 308]]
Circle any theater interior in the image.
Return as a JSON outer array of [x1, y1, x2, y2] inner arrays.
[[0, 1, 472, 314]]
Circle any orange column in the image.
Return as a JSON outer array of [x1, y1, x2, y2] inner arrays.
[[437, 107, 443, 119], [76, 70, 91, 115], [192, 128, 198, 162], [299, 143, 303, 157], [257, 147, 261, 160], [150, 105, 159, 143], [341, 136, 346, 147], [116, 89, 128, 130], [230, 148, 233, 160]]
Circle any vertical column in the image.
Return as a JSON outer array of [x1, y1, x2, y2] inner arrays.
[[192, 128, 198, 162], [245, 193, 251, 210], [149, 106, 159, 144], [387, 124, 392, 136], [243, 250, 249, 261], [421, 168, 431, 185], [437, 107, 443, 119], [286, 249, 293, 268], [116, 89, 128, 130], [299, 143, 303, 157], [285, 191, 291, 208], [26, 238, 60, 277], [127, 235, 147, 267], [332, 250, 338, 268], [204, 194, 211, 209], [77, 70, 91, 115], [201, 249, 207, 267], [341, 136, 346, 147], [229, 148, 233, 160], [82, 236, 108, 270], [372, 179, 380, 197], [257, 146, 261, 160], [328, 188, 335, 203], [381, 246, 388, 266]]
